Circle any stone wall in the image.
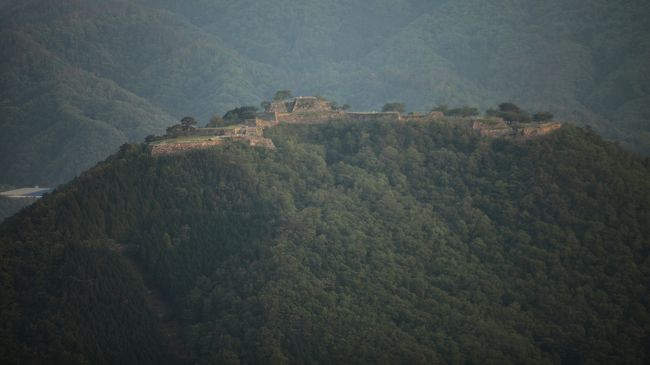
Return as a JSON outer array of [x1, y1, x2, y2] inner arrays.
[[151, 139, 225, 156], [256, 112, 278, 122], [470, 119, 563, 138], [276, 111, 346, 124], [268, 101, 290, 113], [254, 117, 279, 128], [471, 119, 514, 137], [292, 97, 333, 112], [518, 122, 563, 137], [275, 111, 401, 124], [345, 112, 401, 123], [402, 111, 444, 122], [189, 128, 226, 137], [268, 97, 333, 113], [151, 135, 275, 156]]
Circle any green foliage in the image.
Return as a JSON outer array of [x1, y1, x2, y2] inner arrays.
[[0, 198, 34, 222], [180, 116, 198, 128], [2, 122, 650, 363], [166, 124, 184, 137], [432, 104, 479, 117], [498, 102, 521, 112], [446, 106, 480, 117], [431, 104, 449, 114], [533, 111, 554, 122], [487, 102, 532, 122], [206, 114, 225, 128], [223, 106, 258, 124], [163, 116, 199, 137], [382, 102, 406, 113]]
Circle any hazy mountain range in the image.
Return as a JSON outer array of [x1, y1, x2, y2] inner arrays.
[[2, 2, 650, 362], [1, 0, 649, 187]]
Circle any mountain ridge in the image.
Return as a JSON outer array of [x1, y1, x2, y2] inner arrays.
[[2, 0, 650, 188]]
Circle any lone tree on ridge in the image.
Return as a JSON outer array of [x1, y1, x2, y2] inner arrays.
[[382, 102, 406, 113], [180, 116, 198, 131]]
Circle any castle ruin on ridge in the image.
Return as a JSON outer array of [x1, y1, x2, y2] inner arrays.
[[150, 94, 563, 156], [259, 96, 408, 125]]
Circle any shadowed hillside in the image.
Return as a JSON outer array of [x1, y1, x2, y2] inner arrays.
[[2, 121, 649, 363]]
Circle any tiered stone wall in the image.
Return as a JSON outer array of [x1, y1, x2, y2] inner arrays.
[[151, 135, 275, 156], [471, 119, 514, 137], [275, 111, 401, 124], [292, 97, 333, 112], [276, 111, 346, 124], [345, 112, 401, 123], [151, 139, 225, 156], [254, 117, 279, 128], [256, 112, 278, 122], [470, 119, 563, 138], [268, 101, 290, 113], [518, 122, 563, 137], [402, 111, 444, 122], [189, 128, 226, 137]]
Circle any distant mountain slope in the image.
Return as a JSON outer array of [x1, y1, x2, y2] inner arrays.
[[2, 0, 284, 118], [1, 0, 650, 188], [0, 30, 175, 185], [1, 121, 649, 363], [148, 0, 650, 152], [0, 0, 283, 186]]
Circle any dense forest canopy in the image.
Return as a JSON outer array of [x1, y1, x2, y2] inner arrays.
[[1, 121, 650, 363], [1, 0, 650, 187]]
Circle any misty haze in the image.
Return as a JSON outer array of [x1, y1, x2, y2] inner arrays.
[[1, 1, 650, 364]]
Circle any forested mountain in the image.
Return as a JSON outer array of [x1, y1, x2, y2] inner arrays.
[[0, 0, 278, 186], [1, 0, 650, 188], [2, 121, 650, 363]]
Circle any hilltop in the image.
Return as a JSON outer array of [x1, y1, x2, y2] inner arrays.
[[148, 96, 563, 156], [1, 120, 649, 364], [2, 0, 650, 190]]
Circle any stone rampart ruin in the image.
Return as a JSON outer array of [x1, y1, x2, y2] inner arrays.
[[471, 118, 563, 138], [519, 122, 563, 137], [345, 112, 401, 123], [151, 139, 226, 156], [268, 96, 332, 113], [275, 111, 345, 124], [151, 135, 275, 156], [151, 96, 563, 156], [472, 119, 514, 137]]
